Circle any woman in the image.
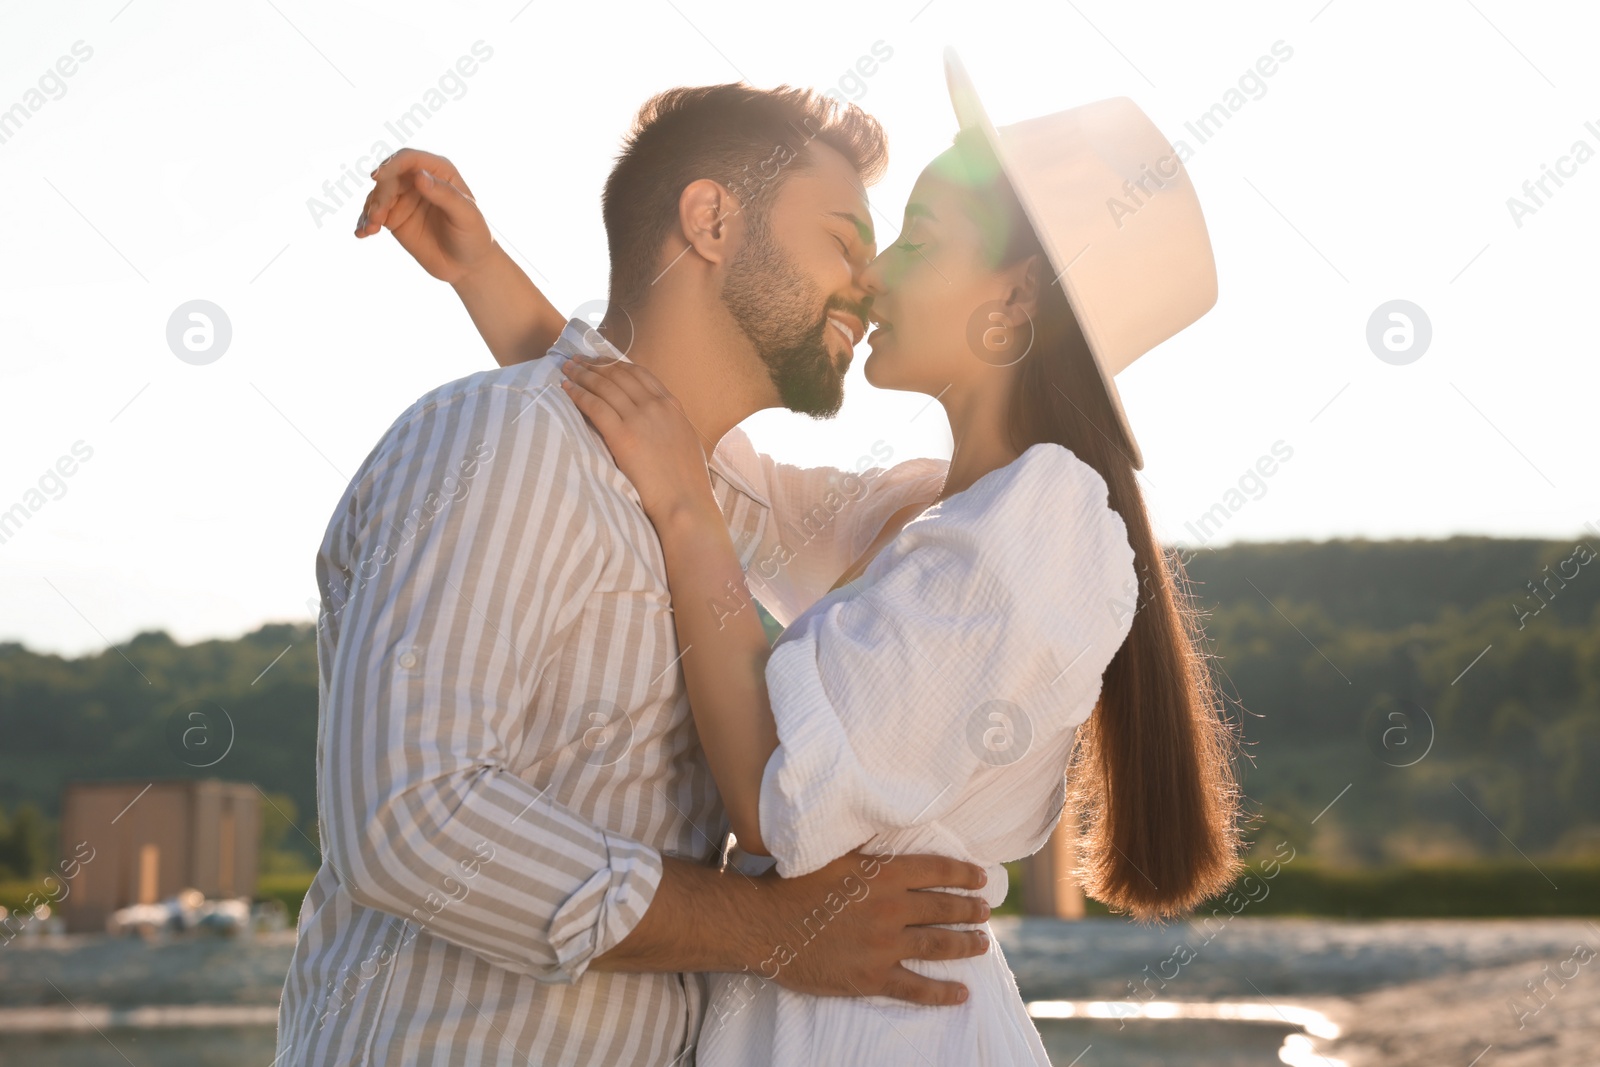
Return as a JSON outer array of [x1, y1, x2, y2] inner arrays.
[[359, 52, 1243, 1064]]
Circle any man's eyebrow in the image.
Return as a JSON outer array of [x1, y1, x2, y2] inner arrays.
[[904, 202, 937, 221], [828, 210, 875, 245]]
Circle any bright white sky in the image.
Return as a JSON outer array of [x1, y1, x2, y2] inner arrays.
[[2, 0, 1596, 657]]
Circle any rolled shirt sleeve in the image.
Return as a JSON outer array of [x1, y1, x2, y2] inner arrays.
[[756, 443, 1139, 877], [316, 376, 661, 983]]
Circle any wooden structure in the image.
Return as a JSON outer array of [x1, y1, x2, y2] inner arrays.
[[1018, 795, 1086, 918], [57, 779, 260, 933]]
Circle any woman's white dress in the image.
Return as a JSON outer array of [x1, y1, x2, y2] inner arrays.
[[696, 441, 1139, 1066]]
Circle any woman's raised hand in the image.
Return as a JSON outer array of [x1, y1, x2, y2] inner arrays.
[[355, 148, 493, 285], [558, 356, 720, 528]]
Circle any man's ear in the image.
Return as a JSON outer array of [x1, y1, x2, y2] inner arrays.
[[677, 178, 744, 269]]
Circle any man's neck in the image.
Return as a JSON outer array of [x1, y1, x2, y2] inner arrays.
[[597, 303, 777, 458]]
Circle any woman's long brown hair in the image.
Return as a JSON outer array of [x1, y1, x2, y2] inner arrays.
[[952, 128, 1247, 921]]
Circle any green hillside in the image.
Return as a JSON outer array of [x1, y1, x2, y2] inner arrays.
[[1, 535, 1595, 883]]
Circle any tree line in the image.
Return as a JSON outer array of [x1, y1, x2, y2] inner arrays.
[[0, 535, 1595, 877]]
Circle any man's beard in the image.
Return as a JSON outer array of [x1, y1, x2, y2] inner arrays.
[[720, 214, 848, 419]]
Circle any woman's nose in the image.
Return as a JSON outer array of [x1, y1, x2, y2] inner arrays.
[[860, 250, 889, 296]]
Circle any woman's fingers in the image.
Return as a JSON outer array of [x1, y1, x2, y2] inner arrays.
[[409, 168, 482, 229], [608, 363, 665, 404], [357, 149, 474, 236], [565, 356, 662, 409], [357, 151, 430, 235], [561, 359, 640, 418], [370, 148, 473, 195], [558, 376, 624, 437]]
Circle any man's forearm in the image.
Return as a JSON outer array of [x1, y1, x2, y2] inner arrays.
[[451, 241, 566, 366], [592, 850, 996, 1007], [589, 856, 765, 974]]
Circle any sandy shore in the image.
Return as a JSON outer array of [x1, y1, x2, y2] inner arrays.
[[1304, 952, 1600, 1067], [995, 915, 1600, 1066]]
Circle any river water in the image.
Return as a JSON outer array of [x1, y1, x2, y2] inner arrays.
[[2, 916, 1595, 1065]]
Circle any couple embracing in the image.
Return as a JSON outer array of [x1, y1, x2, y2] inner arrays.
[[275, 49, 1243, 1066]]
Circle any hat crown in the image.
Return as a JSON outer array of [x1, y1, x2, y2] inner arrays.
[[944, 48, 1220, 469], [994, 98, 1218, 375]]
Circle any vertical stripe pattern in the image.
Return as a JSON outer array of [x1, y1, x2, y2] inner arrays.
[[276, 321, 946, 1065]]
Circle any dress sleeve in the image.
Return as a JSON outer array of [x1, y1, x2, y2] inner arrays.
[[756, 443, 1139, 877], [711, 426, 949, 627]]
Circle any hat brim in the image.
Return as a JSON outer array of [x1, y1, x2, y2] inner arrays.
[[943, 47, 1145, 471]]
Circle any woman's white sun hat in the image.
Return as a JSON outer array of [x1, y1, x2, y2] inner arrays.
[[944, 47, 1218, 470]]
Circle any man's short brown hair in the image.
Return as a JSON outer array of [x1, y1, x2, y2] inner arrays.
[[601, 83, 888, 310]]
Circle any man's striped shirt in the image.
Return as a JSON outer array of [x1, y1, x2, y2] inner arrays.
[[275, 320, 947, 1065]]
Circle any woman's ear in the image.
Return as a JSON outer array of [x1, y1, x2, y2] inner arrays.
[[1000, 252, 1047, 324], [676, 178, 744, 269]]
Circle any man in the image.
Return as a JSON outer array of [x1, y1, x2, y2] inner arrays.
[[276, 84, 985, 1065]]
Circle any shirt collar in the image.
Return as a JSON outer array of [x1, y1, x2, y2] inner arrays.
[[550, 317, 630, 363], [547, 317, 770, 507]]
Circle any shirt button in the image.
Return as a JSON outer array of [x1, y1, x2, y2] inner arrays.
[[397, 650, 419, 671]]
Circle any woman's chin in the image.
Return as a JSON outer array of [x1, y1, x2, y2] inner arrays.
[[862, 348, 886, 388], [863, 361, 925, 396], [862, 334, 902, 387]]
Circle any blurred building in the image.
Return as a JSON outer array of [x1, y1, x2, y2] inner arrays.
[[1019, 797, 1086, 919], [57, 779, 260, 934]]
